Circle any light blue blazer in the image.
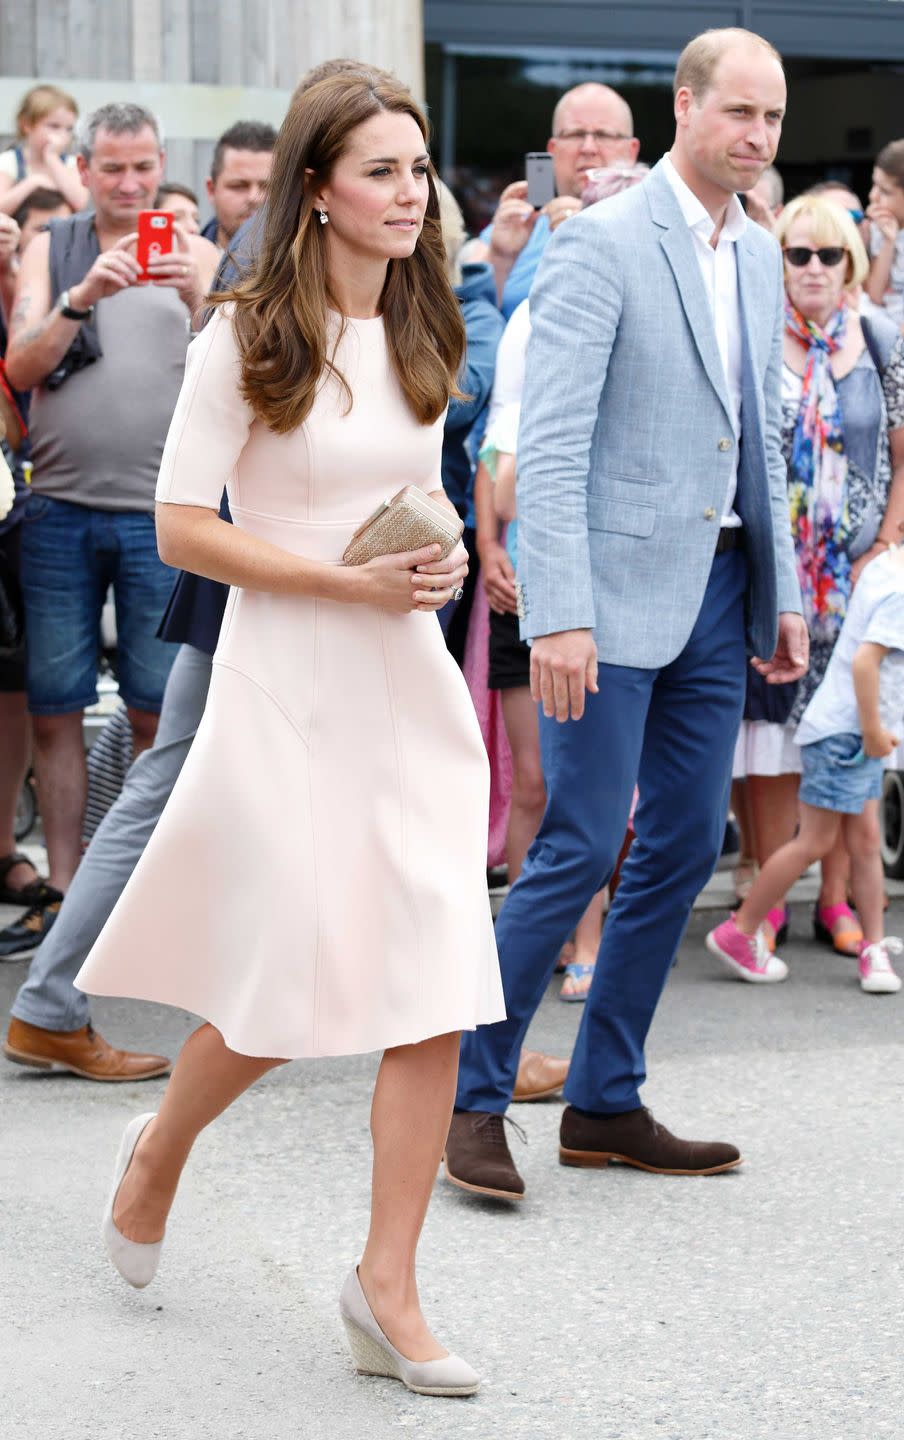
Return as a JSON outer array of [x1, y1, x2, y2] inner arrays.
[[514, 159, 802, 669]]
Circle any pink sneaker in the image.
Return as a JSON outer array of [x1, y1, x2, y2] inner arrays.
[[706, 914, 789, 984], [858, 938, 903, 995]]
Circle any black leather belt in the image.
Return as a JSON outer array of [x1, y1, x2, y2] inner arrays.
[[716, 525, 743, 554]]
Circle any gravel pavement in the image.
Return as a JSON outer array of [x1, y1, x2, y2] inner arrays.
[[2, 888, 902, 1440]]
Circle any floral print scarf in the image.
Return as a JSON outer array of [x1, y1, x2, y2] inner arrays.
[[785, 299, 850, 642]]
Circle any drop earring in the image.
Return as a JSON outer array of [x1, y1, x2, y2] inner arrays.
[[318, 209, 328, 225]]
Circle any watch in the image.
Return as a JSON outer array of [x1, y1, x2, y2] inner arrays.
[[58, 289, 94, 321]]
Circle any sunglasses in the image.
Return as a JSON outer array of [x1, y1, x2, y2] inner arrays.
[[783, 246, 847, 267]]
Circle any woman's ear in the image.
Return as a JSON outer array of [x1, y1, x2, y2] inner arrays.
[[304, 166, 328, 211]]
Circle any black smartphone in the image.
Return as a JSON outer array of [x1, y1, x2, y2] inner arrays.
[[525, 152, 556, 209]]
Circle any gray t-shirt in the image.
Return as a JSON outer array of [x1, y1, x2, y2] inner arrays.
[[28, 282, 190, 512], [796, 548, 904, 746]]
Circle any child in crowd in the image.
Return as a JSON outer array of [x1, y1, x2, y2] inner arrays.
[[707, 543, 904, 995], [866, 139, 904, 330], [0, 84, 87, 216], [155, 182, 201, 236]]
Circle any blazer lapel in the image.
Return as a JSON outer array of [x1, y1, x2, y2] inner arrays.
[[647, 165, 732, 427]]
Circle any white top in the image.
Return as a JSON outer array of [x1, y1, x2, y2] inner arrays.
[[869, 224, 904, 328], [483, 297, 531, 457], [796, 548, 904, 746], [0, 146, 78, 179], [662, 153, 746, 526]]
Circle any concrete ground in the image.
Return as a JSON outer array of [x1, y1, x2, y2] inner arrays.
[[1, 858, 902, 1440]]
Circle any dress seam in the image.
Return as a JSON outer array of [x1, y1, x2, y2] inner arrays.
[[378, 611, 424, 1024], [212, 659, 310, 748]]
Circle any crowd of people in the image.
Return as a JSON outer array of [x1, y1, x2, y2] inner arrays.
[[1, 28, 904, 1400]]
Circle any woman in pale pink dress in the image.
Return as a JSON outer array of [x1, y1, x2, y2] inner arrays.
[[75, 73, 504, 1398]]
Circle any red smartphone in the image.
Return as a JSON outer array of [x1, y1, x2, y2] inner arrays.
[[136, 209, 175, 283]]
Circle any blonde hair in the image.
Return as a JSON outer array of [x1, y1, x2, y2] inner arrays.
[[674, 28, 783, 99], [15, 83, 78, 137], [775, 195, 868, 289], [435, 179, 466, 286]]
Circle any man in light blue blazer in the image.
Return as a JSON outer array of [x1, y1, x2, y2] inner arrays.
[[447, 27, 809, 1198]]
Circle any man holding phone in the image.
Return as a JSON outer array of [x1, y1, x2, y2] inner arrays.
[[0, 101, 218, 968], [481, 82, 640, 317]]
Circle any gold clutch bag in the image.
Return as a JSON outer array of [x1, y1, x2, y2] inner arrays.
[[342, 485, 464, 566]]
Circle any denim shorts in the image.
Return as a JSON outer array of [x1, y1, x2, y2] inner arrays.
[[799, 731, 884, 814], [19, 493, 178, 715]]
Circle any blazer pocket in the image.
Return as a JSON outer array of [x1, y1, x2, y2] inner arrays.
[[587, 495, 656, 538]]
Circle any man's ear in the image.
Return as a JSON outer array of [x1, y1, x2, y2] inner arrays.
[[206, 175, 215, 203], [76, 153, 90, 187]]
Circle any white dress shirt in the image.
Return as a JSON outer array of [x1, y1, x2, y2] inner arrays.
[[661, 153, 746, 525]]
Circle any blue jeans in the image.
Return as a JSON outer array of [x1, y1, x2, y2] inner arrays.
[[19, 493, 178, 715], [456, 550, 748, 1116]]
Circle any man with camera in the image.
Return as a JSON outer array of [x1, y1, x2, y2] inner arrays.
[[0, 102, 218, 984], [481, 82, 640, 316]]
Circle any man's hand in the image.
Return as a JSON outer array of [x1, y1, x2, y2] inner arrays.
[[145, 222, 204, 314], [0, 214, 20, 270], [863, 724, 899, 760], [750, 612, 809, 684], [478, 538, 517, 614], [488, 181, 539, 263], [530, 628, 599, 722], [70, 234, 141, 309], [543, 195, 582, 233]]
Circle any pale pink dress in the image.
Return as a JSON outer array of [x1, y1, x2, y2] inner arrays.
[[75, 309, 505, 1058]]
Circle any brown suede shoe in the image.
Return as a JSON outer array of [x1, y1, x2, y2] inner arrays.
[[4, 1018, 171, 1082], [444, 1110, 526, 1200], [513, 1048, 569, 1102], [559, 1105, 742, 1175]]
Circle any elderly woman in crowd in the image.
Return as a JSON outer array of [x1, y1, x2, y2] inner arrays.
[[733, 195, 904, 955]]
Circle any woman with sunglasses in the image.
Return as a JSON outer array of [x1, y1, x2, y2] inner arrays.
[[727, 194, 904, 971]]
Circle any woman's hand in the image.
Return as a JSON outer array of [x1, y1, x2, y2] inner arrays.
[[410, 538, 469, 612], [342, 544, 450, 613]]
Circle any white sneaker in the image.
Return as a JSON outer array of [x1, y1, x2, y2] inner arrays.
[[858, 938, 903, 995]]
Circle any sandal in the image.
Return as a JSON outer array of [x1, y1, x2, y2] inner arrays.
[[0, 851, 48, 906], [559, 961, 595, 1003], [813, 902, 863, 957]]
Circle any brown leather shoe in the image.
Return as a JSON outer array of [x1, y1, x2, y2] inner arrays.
[[512, 1048, 569, 1102], [444, 1110, 526, 1200], [4, 1018, 171, 1082], [559, 1105, 742, 1175]]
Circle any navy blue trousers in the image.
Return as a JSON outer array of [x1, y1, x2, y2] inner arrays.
[[457, 550, 748, 1115]]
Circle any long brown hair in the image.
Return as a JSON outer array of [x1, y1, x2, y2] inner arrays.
[[211, 72, 465, 434]]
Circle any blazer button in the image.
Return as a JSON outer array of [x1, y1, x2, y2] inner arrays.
[[718, 437, 733, 452], [703, 507, 716, 520]]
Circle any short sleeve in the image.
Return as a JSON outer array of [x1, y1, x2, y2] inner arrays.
[[863, 590, 904, 651], [156, 307, 254, 508], [882, 336, 904, 431], [0, 150, 18, 178]]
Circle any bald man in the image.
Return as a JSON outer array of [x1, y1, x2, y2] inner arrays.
[[482, 83, 640, 316]]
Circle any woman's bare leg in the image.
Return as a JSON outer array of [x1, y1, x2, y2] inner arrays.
[[113, 1022, 287, 1243], [500, 686, 545, 883], [358, 1030, 460, 1363]]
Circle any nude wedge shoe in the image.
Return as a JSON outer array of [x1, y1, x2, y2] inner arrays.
[[339, 1266, 479, 1398], [101, 1112, 163, 1288]]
